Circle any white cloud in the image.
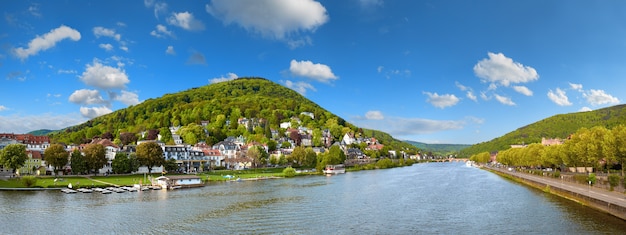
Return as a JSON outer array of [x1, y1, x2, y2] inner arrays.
[[289, 59, 338, 82], [57, 69, 77, 74], [68, 89, 108, 105], [547, 88, 572, 106], [210, 73, 238, 84], [583, 89, 620, 106], [512, 85, 533, 96], [187, 52, 207, 65], [99, 43, 113, 51], [284, 80, 316, 95], [80, 106, 113, 119], [144, 0, 168, 19], [93, 26, 121, 41], [466, 91, 477, 102], [579, 107, 592, 112], [167, 12, 205, 31], [113, 90, 141, 106], [365, 110, 384, 120], [0, 105, 7, 111], [80, 59, 130, 89], [494, 94, 516, 106], [424, 92, 459, 109], [206, 0, 328, 46], [13, 25, 81, 60], [377, 66, 384, 73], [569, 83, 583, 91], [151, 24, 175, 38], [473, 52, 538, 87], [0, 113, 85, 133], [166, 46, 176, 55]]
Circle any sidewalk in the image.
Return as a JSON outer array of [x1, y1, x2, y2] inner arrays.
[[488, 166, 626, 220]]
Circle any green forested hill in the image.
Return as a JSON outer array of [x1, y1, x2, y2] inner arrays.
[[459, 104, 626, 157], [404, 141, 470, 156], [50, 77, 417, 152]]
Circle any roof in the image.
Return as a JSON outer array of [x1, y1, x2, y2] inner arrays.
[[156, 175, 201, 180]]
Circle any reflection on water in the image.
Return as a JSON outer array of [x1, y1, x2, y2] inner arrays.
[[1, 162, 625, 234]]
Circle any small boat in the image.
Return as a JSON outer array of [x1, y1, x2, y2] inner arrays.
[[61, 188, 77, 194], [100, 189, 112, 194], [323, 164, 346, 174], [76, 188, 93, 193]]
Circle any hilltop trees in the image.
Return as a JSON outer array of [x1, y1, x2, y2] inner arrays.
[[136, 142, 164, 174], [0, 144, 27, 175], [43, 144, 69, 175]]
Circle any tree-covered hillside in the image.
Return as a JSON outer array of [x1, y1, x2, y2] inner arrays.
[[50, 77, 417, 152], [459, 104, 626, 158], [404, 141, 470, 157]]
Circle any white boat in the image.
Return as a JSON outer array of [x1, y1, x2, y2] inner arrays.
[[61, 188, 77, 194], [323, 165, 346, 174], [466, 161, 473, 167], [76, 188, 93, 193]]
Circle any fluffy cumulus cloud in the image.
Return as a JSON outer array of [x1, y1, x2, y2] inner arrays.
[[289, 60, 338, 82], [167, 12, 205, 31], [579, 107, 593, 112], [113, 90, 141, 106], [424, 92, 460, 108], [584, 89, 620, 106], [512, 85, 533, 96], [547, 88, 572, 106], [13, 25, 81, 60], [365, 110, 384, 120], [79, 60, 129, 89], [570, 83, 583, 91], [68, 89, 108, 105], [151, 24, 175, 38], [210, 73, 238, 84], [0, 113, 85, 133], [99, 43, 113, 51], [206, 0, 328, 46], [284, 80, 316, 95], [474, 52, 538, 87], [93, 26, 121, 41], [80, 106, 113, 119], [494, 94, 515, 106], [165, 46, 176, 55]]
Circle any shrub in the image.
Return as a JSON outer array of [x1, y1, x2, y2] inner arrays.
[[283, 167, 296, 178], [21, 176, 38, 188], [588, 173, 596, 185], [608, 174, 620, 191], [553, 170, 560, 178]]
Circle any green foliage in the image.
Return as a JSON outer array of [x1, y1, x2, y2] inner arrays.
[[49, 77, 418, 155], [406, 140, 470, 156], [460, 104, 626, 157], [375, 158, 395, 169], [0, 144, 27, 174], [282, 166, 296, 177], [608, 174, 620, 191], [588, 173, 597, 185], [83, 144, 107, 176], [111, 152, 135, 174], [163, 158, 179, 173], [70, 149, 88, 175], [20, 176, 37, 187], [43, 144, 69, 175], [136, 142, 164, 174]]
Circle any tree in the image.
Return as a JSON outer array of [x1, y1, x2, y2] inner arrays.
[[163, 158, 179, 173], [70, 149, 88, 175], [83, 144, 107, 176], [111, 152, 134, 174], [136, 142, 164, 174], [0, 144, 27, 175], [612, 125, 626, 176], [303, 147, 317, 168], [146, 129, 159, 140], [291, 146, 306, 166], [120, 132, 138, 145], [43, 144, 69, 175]]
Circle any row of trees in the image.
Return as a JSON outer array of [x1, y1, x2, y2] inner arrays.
[[471, 125, 626, 175], [0, 142, 167, 177]]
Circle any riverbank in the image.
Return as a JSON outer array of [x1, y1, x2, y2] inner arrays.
[[486, 166, 626, 221]]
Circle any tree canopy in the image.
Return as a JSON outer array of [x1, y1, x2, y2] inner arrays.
[[136, 142, 164, 174], [0, 144, 27, 174], [43, 144, 69, 175]]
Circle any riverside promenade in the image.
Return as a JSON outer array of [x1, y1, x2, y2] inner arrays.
[[487, 166, 626, 220]]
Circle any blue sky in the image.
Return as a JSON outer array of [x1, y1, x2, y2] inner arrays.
[[1, 0, 625, 145]]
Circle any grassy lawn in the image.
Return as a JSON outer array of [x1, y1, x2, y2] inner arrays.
[[202, 168, 287, 181]]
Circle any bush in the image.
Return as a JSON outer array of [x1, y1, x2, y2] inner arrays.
[[588, 173, 596, 185], [21, 176, 38, 188], [282, 167, 296, 178], [608, 174, 620, 191], [553, 170, 560, 178]]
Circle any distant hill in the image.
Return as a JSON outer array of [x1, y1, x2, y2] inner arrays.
[[49, 77, 418, 152], [28, 129, 56, 136], [404, 140, 470, 156], [459, 104, 626, 158]]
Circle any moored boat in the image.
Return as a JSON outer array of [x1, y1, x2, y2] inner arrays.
[[323, 164, 346, 174]]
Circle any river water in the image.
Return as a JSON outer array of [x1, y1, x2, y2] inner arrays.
[[1, 162, 625, 234]]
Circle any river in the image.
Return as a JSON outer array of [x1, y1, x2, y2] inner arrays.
[[1, 162, 625, 234]]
